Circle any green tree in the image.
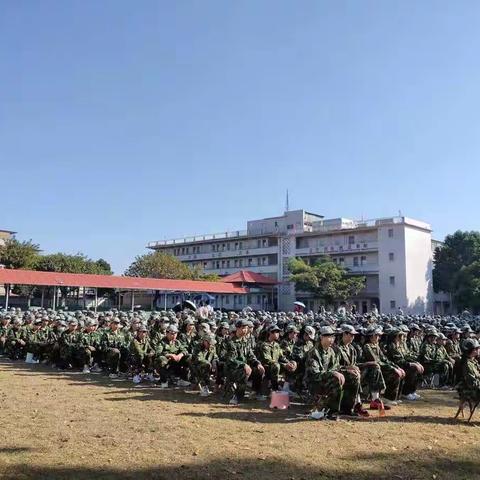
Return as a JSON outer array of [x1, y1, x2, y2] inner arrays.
[[452, 261, 480, 313], [0, 238, 41, 270], [36, 253, 113, 306], [288, 256, 365, 306], [433, 231, 480, 293], [125, 252, 195, 279]]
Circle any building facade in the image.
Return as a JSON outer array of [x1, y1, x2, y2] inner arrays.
[[147, 210, 436, 314]]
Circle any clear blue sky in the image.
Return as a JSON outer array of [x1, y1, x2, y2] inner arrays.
[[1, 1, 479, 273]]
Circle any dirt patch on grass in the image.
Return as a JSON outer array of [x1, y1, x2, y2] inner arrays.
[[0, 359, 478, 480]]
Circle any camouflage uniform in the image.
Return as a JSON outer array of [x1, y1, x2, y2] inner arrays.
[[224, 335, 261, 401], [386, 341, 419, 395], [362, 342, 401, 400], [253, 338, 290, 393], [419, 339, 453, 387], [154, 336, 189, 382], [191, 341, 218, 385], [305, 345, 345, 413], [101, 328, 128, 374]]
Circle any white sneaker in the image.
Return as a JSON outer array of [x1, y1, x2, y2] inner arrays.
[[229, 397, 239, 405], [200, 387, 211, 397], [383, 399, 398, 406], [159, 382, 169, 389], [405, 393, 417, 401], [91, 364, 102, 373], [109, 373, 118, 379], [82, 366, 91, 374], [146, 374, 156, 382], [177, 379, 191, 387], [133, 374, 142, 384]]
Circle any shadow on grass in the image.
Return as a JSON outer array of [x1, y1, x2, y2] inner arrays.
[[2, 450, 480, 480]]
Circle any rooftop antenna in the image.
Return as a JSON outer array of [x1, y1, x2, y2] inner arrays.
[[285, 189, 290, 212]]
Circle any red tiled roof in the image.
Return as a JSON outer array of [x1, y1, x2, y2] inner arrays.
[[222, 270, 278, 285], [0, 269, 247, 294]]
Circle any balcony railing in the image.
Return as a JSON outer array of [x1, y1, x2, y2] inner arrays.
[[147, 230, 248, 248]]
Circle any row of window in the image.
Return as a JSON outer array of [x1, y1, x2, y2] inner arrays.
[[172, 239, 271, 256]]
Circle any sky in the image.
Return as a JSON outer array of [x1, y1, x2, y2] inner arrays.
[[1, 1, 480, 274]]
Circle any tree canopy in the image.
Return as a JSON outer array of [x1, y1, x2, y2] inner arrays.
[[433, 230, 480, 294], [125, 252, 219, 281], [37, 253, 112, 275], [288, 256, 365, 305], [0, 238, 41, 270]]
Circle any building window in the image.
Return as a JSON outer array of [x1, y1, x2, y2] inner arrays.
[[390, 300, 396, 309], [388, 228, 394, 238], [389, 252, 394, 261], [256, 295, 261, 304], [389, 276, 395, 286], [239, 242, 243, 249], [257, 258, 261, 266], [361, 255, 367, 265], [216, 261, 220, 269], [339, 257, 344, 264], [353, 257, 359, 267], [211, 245, 215, 252], [257, 239, 261, 248], [348, 235, 355, 244], [262, 239, 267, 247], [234, 259, 238, 268], [262, 257, 267, 265], [225, 296, 230, 305], [226, 260, 230, 268], [248, 258, 252, 266], [239, 259, 243, 267], [234, 242, 238, 250], [221, 260, 225, 268]]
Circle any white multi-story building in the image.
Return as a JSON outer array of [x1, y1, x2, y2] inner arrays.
[[147, 210, 436, 314]]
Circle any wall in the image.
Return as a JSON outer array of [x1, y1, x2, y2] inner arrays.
[[404, 225, 433, 314]]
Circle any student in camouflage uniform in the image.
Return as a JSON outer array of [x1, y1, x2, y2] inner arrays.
[[305, 326, 349, 416], [214, 321, 230, 389], [224, 318, 265, 405], [178, 318, 197, 353], [362, 326, 404, 408], [191, 334, 218, 396], [419, 330, 453, 387], [154, 324, 190, 388], [27, 319, 50, 362], [129, 324, 154, 375], [58, 319, 81, 369], [334, 324, 369, 416], [0, 315, 11, 355], [456, 338, 480, 404], [101, 317, 128, 377], [386, 329, 424, 400], [252, 324, 297, 399], [77, 319, 103, 373], [291, 325, 316, 393], [6, 318, 27, 360], [406, 324, 423, 360]]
